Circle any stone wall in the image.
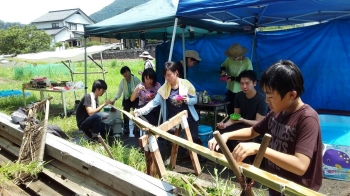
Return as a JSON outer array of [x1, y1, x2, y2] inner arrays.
[[92, 49, 156, 60]]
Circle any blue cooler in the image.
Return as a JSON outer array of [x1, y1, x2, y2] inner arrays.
[[198, 125, 213, 148]]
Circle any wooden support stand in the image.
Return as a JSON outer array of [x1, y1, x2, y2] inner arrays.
[[131, 110, 201, 177]]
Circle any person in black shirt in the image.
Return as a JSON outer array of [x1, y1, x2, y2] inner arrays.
[[76, 79, 112, 140]]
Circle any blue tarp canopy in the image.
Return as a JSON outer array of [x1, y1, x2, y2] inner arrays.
[[84, 0, 245, 40], [177, 0, 350, 27], [156, 20, 350, 111]]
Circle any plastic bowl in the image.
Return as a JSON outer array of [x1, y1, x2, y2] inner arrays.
[[220, 76, 228, 82], [230, 113, 241, 121], [175, 95, 183, 101]]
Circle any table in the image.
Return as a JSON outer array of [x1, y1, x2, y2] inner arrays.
[[194, 101, 230, 128], [22, 87, 84, 117]]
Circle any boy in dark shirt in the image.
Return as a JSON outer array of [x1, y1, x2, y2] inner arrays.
[[76, 79, 112, 140], [209, 60, 323, 195]]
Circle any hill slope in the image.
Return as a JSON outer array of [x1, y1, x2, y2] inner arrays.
[[90, 0, 150, 23]]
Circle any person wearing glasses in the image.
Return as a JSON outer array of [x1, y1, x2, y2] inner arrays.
[[220, 43, 253, 115], [111, 66, 141, 137], [76, 79, 112, 142], [176, 50, 202, 79], [134, 62, 203, 163]]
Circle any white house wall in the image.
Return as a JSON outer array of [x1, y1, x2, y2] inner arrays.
[[35, 21, 64, 29], [54, 30, 70, 42], [65, 13, 93, 25]]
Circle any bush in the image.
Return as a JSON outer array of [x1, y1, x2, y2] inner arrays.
[[111, 60, 117, 68], [84, 41, 101, 47], [54, 42, 63, 47], [64, 42, 69, 49]]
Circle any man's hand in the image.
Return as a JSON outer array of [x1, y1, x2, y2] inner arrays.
[[104, 99, 112, 105], [216, 121, 226, 129], [208, 133, 229, 151], [232, 142, 259, 163]]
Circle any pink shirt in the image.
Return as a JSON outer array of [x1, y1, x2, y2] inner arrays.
[[137, 82, 161, 106]]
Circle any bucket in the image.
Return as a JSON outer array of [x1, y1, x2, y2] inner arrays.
[[198, 125, 213, 148]]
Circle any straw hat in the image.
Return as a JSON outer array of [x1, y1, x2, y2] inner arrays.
[[139, 51, 154, 60], [185, 50, 202, 61], [224, 43, 248, 58]]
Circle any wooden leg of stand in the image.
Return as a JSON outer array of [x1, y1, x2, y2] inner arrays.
[[213, 131, 254, 196], [148, 135, 167, 178], [170, 127, 180, 169], [150, 149, 167, 178], [181, 115, 201, 175]]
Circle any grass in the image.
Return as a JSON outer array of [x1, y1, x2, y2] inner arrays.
[[0, 161, 45, 188]]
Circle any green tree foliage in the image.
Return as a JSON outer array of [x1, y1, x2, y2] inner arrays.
[[0, 25, 51, 54], [0, 20, 25, 29], [89, 0, 150, 22]]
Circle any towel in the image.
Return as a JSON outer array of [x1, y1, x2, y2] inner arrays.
[[90, 92, 96, 109], [123, 76, 136, 99], [158, 78, 196, 99]]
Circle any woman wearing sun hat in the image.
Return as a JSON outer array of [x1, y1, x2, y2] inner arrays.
[[221, 43, 253, 114], [139, 51, 155, 70], [176, 50, 202, 79]]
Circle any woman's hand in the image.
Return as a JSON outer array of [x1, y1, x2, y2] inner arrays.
[[216, 121, 226, 129], [137, 85, 145, 91], [208, 133, 229, 151], [232, 142, 259, 163], [181, 95, 189, 103], [133, 109, 141, 117]]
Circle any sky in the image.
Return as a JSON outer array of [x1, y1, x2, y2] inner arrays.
[[0, 0, 115, 24]]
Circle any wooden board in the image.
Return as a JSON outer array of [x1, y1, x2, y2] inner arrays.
[[0, 112, 176, 196]]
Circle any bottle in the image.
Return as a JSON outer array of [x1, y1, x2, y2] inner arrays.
[[203, 90, 208, 104], [198, 92, 203, 103]]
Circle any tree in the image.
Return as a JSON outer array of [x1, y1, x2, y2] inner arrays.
[[0, 25, 51, 54]]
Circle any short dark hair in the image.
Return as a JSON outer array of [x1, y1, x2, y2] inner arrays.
[[92, 79, 107, 92], [162, 61, 178, 76], [120, 66, 131, 74], [259, 60, 304, 99], [142, 68, 157, 86], [238, 70, 257, 82]]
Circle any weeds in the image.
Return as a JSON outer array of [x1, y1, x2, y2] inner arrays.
[[0, 161, 45, 187]]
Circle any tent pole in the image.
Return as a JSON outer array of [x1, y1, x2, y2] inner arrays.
[[100, 52, 107, 98], [252, 28, 258, 78], [84, 36, 87, 95], [168, 18, 178, 61], [181, 27, 186, 79], [69, 60, 77, 101]]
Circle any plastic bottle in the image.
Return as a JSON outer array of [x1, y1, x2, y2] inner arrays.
[[203, 90, 208, 104]]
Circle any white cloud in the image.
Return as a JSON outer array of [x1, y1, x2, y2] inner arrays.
[[0, 0, 114, 24]]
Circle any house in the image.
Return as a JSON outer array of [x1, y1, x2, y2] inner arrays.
[[31, 8, 95, 47]]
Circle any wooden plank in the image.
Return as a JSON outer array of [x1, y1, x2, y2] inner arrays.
[[0, 137, 102, 196], [46, 159, 123, 196], [0, 112, 176, 196], [44, 134, 175, 196]]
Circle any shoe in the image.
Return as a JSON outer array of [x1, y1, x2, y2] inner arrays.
[[129, 133, 135, 138], [164, 157, 170, 166]]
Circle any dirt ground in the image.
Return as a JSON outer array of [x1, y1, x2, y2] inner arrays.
[[121, 134, 350, 196]]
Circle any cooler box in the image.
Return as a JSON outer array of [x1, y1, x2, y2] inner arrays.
[[198, 125, 213, 148]]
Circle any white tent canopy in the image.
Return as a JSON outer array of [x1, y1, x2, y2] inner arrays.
[[0, 44, 116, 67]]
